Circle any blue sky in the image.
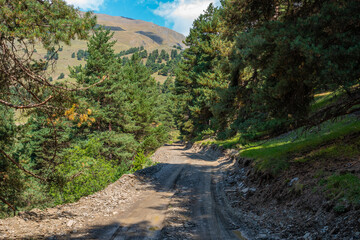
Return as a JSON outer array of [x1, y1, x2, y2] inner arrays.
[[64, 0, 220, 36]]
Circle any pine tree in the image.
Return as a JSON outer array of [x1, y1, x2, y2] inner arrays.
[[0, 106, 23, 215], [0, 0, 95, 213], [0, 0, 95, 110], [175, 4, 231, 139], [70, 28, 172, 162], [221, 0, 360, 138]]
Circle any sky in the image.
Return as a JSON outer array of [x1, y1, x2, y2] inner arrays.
[[64, 0, 221, 36]]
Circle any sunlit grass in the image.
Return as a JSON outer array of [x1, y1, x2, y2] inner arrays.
[[239, 116, 360, 174], [14, 109, 30, 126], [311, 90, 344, 113], [198, 134, 242, 149], [201, 115, 359, 175]]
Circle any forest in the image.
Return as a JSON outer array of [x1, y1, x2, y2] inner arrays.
[[1, 0, 359, 219], [0, 0, 176, 216]]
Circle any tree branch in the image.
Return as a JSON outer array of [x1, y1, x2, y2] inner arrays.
[[0, 96, 53, 109], [0, 149, 48, 182], [0, 195, 16, 216]]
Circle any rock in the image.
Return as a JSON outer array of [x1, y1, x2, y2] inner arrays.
[[355, 232, 360, 236], [256, 233, 268, 239], [289, 177, 299, 187], [67, 220, 76, 227], [303, 232, 311, 239], [242, 188, 249, 194], [330, 227, 339, 235], [321, 226, 329, 233]]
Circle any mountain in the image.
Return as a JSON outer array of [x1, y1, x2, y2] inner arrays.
[[40, 13, 185, 81], [95, 13, 186, 50]]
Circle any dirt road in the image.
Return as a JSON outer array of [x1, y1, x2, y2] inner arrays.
[[1, 144, 252, 239], [3, 143, 358, 239], [89, 143, 246, 240]]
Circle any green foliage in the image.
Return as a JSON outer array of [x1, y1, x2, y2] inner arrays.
[[193, 128, 216, 141], [66, 26, 174, 186], [0, 106, 24, 216], [174, 4, 231, 139], [44, 48, 59, 60], [322, 173, 360, 208], [49, 139, 117, 204], [239, 116, 360, 174], [174, 0, 360, 144], [221, 0, 360, 139], [145, 49, 182, 75], [130, 150, 152, 172], [57, 73, 65, 79], [0, 1, 174, 217], [76, 49, 89, 60], [118, 46, 145, 57]]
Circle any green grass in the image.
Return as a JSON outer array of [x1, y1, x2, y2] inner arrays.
[[198, 134, 241, 149], [311, 90, 343, 113], [321, 173, 360, 209], [239, 116, 360, 174], [201, 115, 360, 175], [294, 136, 360, 163]]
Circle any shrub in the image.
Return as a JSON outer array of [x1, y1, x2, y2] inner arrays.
[[57, 73, 65, 79], [49, 138, 117, 204], [131, 150, 152, 172]]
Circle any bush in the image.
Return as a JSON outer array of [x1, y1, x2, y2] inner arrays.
[[57, 73, 65, 79], [131, 150, 152, 172], [49, 138, 117, 204]]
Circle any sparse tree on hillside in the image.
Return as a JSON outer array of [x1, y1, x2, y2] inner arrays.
[[58, 73, 65, 79]]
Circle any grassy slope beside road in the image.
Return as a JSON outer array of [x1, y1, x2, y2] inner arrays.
[[198, 89, 360, 214]]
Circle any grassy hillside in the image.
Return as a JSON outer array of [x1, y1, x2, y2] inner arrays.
[[197, 98, 360, 211], [35, 13, 185, 82]]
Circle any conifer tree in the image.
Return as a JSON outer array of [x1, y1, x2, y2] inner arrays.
[[175, 4, 231, 139], [0, 106, 22, 215], [0, 0, 95, 212], [0, 0, 95, 110], [221, 0, 360, 138]]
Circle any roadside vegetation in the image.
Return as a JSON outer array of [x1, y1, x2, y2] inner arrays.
[[1, 0, 359, 220], [0, 1, 176, 218], [174, 0, 360, 212]]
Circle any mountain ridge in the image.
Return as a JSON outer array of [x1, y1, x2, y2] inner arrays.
[[41, 13, 186, 81], [95, 13, 186, 50]]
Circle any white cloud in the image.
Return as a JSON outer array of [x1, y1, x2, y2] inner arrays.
[[65, 0, 105, 11], [153, 0, 220, 36]]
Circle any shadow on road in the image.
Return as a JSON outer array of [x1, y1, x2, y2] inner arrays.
[[23, 144, 239, 240]]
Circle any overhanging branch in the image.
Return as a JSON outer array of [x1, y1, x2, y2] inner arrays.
[[0, 149, 48, 182], [0, 96, 53, 109]]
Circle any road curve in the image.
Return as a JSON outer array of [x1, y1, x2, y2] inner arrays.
[[91, 144, 244, 240]]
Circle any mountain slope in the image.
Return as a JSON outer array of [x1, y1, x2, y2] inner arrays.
[[38, 13, 185, 81], [96, 13, 186, 50]]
